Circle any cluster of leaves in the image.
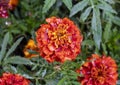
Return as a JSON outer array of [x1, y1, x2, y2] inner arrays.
[[0, 0, 120, 85]]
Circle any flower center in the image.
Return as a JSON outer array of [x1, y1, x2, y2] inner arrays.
[[91, 65, 107, 84], [48, 24, 71, 48]]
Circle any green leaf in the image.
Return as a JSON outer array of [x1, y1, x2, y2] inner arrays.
[[91, 8, 102, 49], [70, 0, 88, 17], [3, 65, 17, 73], [104, 0, 115, 4], [112, 16, 120, 26], [62, 0, 72, 10], [82, 40, 95, 46], [42, 0, 56, 13], [103, 21, 112, 43], [97, 1, 116, 14], [117, 80, 120, 85], [57, 76, 67, 85], [46, 80, 58, 85], [80, 7, 92, 22], [42, 69, 47, 78], [5, 37, 23, 59], [102, 43, 107, 55], [0, 32, 9, 62], [5, 56, 33, 65]]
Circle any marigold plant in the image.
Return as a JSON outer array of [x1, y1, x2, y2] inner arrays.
[[36, 17, 83, 63], [76, 54, 118, 85], [0, 73, 30, 85]]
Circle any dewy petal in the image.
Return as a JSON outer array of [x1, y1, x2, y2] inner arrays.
[[36, 17, 83, 63], [76, 54, 118, 85]]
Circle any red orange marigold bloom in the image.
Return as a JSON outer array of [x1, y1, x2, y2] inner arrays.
[[36, 17, 83, 63], [0, 0, 9, 18], [0, 73, 30, 85], [23, 39, 39, 58], [76, 54, 118, 85]]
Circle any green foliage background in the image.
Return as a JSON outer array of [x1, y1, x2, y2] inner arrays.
[[0, 0, 120, 85]]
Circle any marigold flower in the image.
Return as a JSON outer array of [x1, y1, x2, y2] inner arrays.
[[8, 0, 19, 10], [0, 0, 9, 18], [36, 17, 83, 63], [76, 54, 118, 85], [0, 73, 30, 85], [23, 39, 39, 58], [0, 0, 18, 18]]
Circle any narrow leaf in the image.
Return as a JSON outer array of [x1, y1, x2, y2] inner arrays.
[[82, 40, 95, 46], [103, 0, 115, 4], [91, 8, 102, 49], [5, 56, 33, 65], [0, 32, 9, 61], [117, 80, 120, 85], [70, 0, 88, 17], [5, 37, 23, 59], [42, 0, 56, 13], [62, 0, 72, 10], [103, 21, 112, 42], [112, 16, 120, 26], [46, 80, 58, 85], [57, 76, 66, 85], [80, 7, 92, 22], [97, 1, 116, 14]]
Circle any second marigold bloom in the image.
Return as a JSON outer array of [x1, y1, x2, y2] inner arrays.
[[0, 73, 30, 85], [36, 17, 83, 63], [76, 54, 118, 85], [23, 39, 39, 58]]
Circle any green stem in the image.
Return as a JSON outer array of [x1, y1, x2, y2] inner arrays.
[[90, 0, 95, 8]]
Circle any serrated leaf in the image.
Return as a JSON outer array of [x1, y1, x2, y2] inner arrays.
[[80, 7, 92, 22], [42, 0, 56, 13], [97, 1, 116, 14], [5, 37, 23, 59], [62, 0, 72, 10], [70, 0, 88, 17], [0, 32, 9, 62], [91, 8, 102, 49], [5, 56, 33, 65]]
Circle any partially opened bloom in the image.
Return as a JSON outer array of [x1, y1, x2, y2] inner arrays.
[[8, 0, 19, 10], [23, 39, 39, 58], [0, 73, 30, 85], [36, 17, 83, 63], [0, 0, 18, 18], [76, 54, 118, 85]]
